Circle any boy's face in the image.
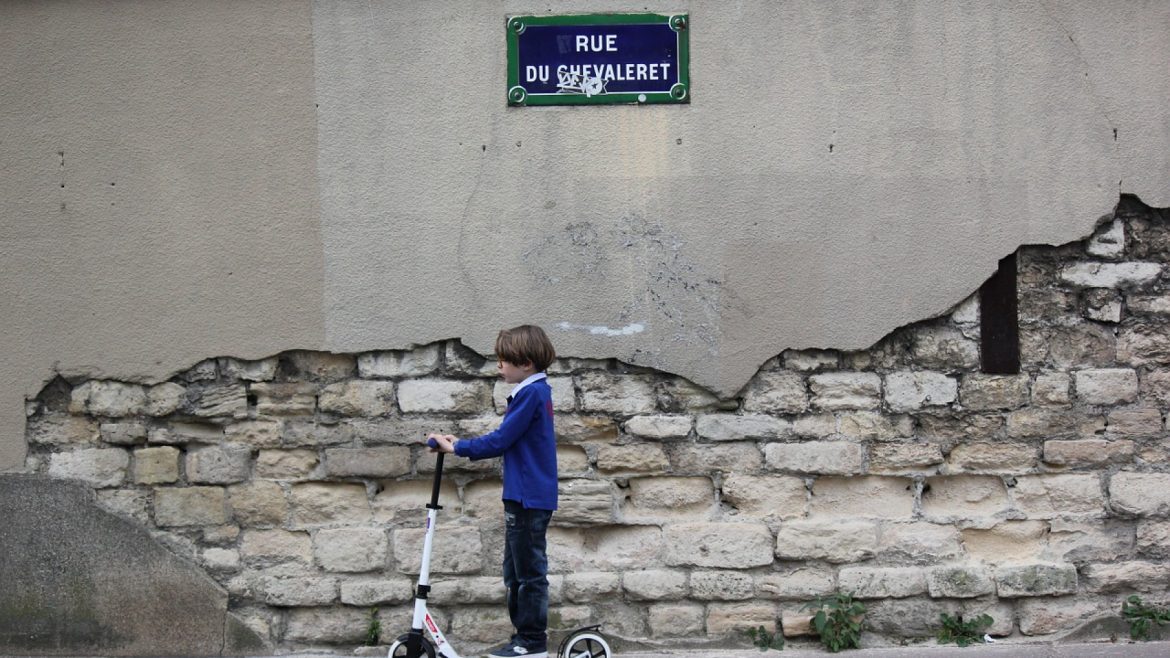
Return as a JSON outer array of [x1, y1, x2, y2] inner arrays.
[[498, 359, 534, 384]]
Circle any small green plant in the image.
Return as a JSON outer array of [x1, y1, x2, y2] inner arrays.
[[804, 592, 866, 653], [1122, 595, 1170, 641], [365, 607, 381, 646], [937, 612, 993, 647], [745, 625, 785, 651]]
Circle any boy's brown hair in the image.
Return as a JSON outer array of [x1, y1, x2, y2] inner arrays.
[[495, 324, 556, 372]]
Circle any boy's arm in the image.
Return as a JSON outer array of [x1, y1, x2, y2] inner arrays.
[[454, 388, 541, 460]]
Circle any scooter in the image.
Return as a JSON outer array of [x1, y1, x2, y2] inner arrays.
[[387, 439, 613, 658]]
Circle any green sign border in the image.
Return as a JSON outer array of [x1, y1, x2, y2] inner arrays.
[[506, 13, 690, 106]]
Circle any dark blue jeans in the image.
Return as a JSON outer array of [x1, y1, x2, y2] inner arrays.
[[503, 499, 552, 651]]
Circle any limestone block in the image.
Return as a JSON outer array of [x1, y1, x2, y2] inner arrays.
[[145, 382, 186, 416], [1106, 408, 1163, 436], [764, 441, 863, 475], [375, 479, 460, 521], [556, 479, 614, 526], [154, 486, 228, 526], [100, 422, 147, 445], [398, 379, 492, 413], [1005, 408, 1082, 438], [921, 476, 1009, 520], [720, 474, 806, 519], [357, 345, 441, 378], [781, 611, 814, 637], [188, 384, 248, 419], [838, 566, 927, 599], [444, 341, 495, 377], [1031, 372, 1071, 405], [947, 443, 1037, 472], [622, 477, 713, 521], [239, 529, 312, 562], [1060, 261, 1162, 288], [1083, 560, 1170, 595], [149, 422, 223, 445], [339, 578, 414, 606], [255, 449, 319, 479], [48, 448, 129, 487], [960, 374, 1029, 410], [911, 326, 980, 370], [995, 563, 1078, 597], [1110, 472, 1170, 516], [280, 420, 355, 447], [96, 489, 150, 524], [395, 526, 483, 574], [691, 571, 754, 601], [695, 414, 791, 441], [202, 547, 240, 571], [1017, 596, 1109, 636], [624, 414, 693, 440], [577, 372, 656, 415], [1043, 439, 1135, 467], [838, 411, 914, 440], [323, 446, 410, 478], [706, 603, 777, 635], [132, 446, 180, 484], [260, 575, 341, 609], [742, 371, 808, 414], [1046, 519, 1134, 563], [916, 412, 1001, 441], [558, 445, 590, 473], [1020, 323, 1116, 370], [774, 520, 878, 563], [961, 522, 1047, 565], [667, 443, 764, 475], [654, 377, 720, 412], [868, 442, 944, 474], [1074, 368, 1139, 405], [926, 565, 994, 598], [1081, 288, 1123, 323], [281, 351, 357, 382], [428, 576, 507, 604], [792, 414, 836, 438], [755, 567, 835, 599], [227, 480, 287, 527], [808, 372, 881, 410], [27, 415, 99, 446], [187, 445, 252, 484], [1137, 521, 1170, 559], [1118, 323, 1170, 366], [223, 419, 282, 448], [884, 371, 957, 412], [622, 569, 688, 601], [449, 607, 515, 644], [877, 522, 964, 565], [318, 380, 396, 416], [549, 525, 663, 572], [180, 360, 217, 381], [648, 603, 705, 637], [72, 380, 148, 417], [563, 572, 621, 602], [251, 382, 317, 415], [555, 414, 620, 443], [217, 357, 278, 382], [596, 444, 670, 473], [1087, 220, 1124, 257], [1013, 474, 1104, 518], [458, 479, 503, 519], [289, 483, 371, 527], [1129, 292, 1170, 314], [809, 476, 914, 519], [663, 523, 773, 568], [784, 349, 840, 371], [313, 527, 389, 573]]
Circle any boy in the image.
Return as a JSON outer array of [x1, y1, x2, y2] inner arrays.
[[427, 324, 558, 658]]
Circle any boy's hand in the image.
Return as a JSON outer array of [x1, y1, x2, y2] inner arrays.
[[426, 433, 456, 454]]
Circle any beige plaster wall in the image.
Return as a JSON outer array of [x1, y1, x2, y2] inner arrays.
[[0, 1, 323, 469], [3, 0, 1168, 469]]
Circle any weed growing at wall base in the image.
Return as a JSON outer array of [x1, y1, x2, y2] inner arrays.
[[936, 612, 992, 647], [1122, 595, 1170, 641], [805, 593, 865, 653], [745, 625, 784, 651]]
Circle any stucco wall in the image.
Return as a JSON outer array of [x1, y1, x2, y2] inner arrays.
[[3, 0, 1168, 470]]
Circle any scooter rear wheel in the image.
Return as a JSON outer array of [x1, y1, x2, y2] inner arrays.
[[387, 633, 436, 658], [560, 630, 612, 658]]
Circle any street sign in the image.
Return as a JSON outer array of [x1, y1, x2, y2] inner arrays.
[[506, 13, 690, 106]]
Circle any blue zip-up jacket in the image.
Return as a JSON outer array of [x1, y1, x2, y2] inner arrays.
[[454, 376, 558, 510]]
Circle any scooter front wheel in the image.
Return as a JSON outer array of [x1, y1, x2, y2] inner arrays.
[[388, 633, 436, 658], [560, 630, 612, 658]]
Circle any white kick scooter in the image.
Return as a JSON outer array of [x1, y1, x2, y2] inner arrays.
[[387, 440, 613, 658]]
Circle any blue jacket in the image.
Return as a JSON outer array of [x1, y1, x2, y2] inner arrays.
[[454, 377, 558, 510]]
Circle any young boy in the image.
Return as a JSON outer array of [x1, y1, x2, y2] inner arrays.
[[427, 324, 558, 658]]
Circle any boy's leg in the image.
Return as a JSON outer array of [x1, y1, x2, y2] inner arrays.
[[502, 500, 552, 653]]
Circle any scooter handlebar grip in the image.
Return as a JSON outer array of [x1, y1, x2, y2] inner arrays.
[[426, 437, 439, 449]]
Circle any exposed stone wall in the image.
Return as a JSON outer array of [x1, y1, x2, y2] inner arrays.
[[21, 198, 1170, 650]]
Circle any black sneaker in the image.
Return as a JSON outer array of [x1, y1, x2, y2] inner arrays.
[[486, 642, 548, 658]]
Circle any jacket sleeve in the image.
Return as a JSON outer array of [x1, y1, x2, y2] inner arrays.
[[453, 388, 540, 460]]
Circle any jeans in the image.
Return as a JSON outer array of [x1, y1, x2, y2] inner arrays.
[[502, 499, 553, 650]]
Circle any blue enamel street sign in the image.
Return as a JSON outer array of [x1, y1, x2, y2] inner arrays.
[[506, 13, 690, 106]]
